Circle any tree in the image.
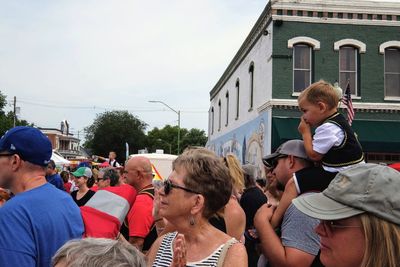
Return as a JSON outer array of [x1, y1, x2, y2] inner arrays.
[[0, 91, 31, 136], [146, 125, 207, 154], [181, 128, 208, 150], [84, 110, 147, 163]]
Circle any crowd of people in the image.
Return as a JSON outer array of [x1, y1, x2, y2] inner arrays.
[[0, 81, 399, 267]]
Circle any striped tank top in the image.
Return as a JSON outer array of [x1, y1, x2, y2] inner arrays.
[[152, 232, 236, 267]]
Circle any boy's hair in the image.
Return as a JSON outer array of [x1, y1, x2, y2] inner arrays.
[[298, 80, 340, 110]]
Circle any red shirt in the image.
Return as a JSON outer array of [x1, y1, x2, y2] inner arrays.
[[127, 193, 154, 238]]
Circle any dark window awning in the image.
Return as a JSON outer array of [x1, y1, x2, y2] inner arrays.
[[272, 117, 400, 153]]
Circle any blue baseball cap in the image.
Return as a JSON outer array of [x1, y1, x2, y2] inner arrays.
[[0, 126, 52, 166]]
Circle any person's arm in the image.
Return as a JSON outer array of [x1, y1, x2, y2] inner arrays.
[[298, 117, 323, 161], [270, 178, 297, 229], [224, 197, 246, 241], [129, 236, 145, 251], [222, 242, 248, 267], [145, 234, 165, 266], [254, 204, 316, 267]]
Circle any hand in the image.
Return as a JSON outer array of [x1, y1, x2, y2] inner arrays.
[[171, 234, 187, 267], [298, 117, 311, 136], [254, 203, 275, 228]]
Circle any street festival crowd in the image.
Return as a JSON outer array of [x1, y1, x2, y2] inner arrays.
[[0, 81, 399, 267]]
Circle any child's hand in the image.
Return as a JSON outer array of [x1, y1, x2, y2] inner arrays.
[[298, 117, 311, 136], [254, 203, 276, 228]]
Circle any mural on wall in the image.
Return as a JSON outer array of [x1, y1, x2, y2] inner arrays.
[[207, 112, 270, 178]]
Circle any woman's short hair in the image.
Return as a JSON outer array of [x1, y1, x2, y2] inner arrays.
[[52, 238, 145, 267], [173, 147, 232, 219], [360, 213, 400, 267], [102, 168, 120, 186], [298, 80, 340, 110]]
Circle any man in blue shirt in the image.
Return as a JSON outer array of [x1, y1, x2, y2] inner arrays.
[[0, 126, 84, 267], [46, 159, 65, 190]]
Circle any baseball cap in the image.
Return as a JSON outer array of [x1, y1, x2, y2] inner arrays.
[[0, 126, 52, 166], [262, 140, 308, 167], [242, 164, 257, 180], [72, 167, 93, 178], [293, 163, 400, 225]]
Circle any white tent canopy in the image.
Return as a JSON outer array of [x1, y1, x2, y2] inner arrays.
[[51, 150, 70, 166]]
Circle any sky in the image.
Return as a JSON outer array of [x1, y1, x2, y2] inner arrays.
[[0, 0, 266, 140]]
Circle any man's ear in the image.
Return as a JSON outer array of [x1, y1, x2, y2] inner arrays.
[[190, 194, 205, 215], [288, 155, 296, 169], [10, 154, 22, 172]]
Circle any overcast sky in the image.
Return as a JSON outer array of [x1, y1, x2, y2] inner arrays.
[[0, 0, 266, 139]]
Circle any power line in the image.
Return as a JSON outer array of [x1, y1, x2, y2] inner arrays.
[[7, 98, 208, 113]]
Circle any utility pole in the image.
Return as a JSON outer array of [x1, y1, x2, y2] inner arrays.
[[13, 96, 16, 127]]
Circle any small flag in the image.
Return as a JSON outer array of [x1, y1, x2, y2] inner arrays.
[[341, 81, 355, 125]]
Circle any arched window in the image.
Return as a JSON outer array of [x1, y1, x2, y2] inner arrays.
[[335, 39, 366, 96], [218, 100, 221, 131], [293, 44, 312, 92], [288, 36, 320, 93], [339, 46, 358, 95], [225, 91, 229, 126], [235, 79, 240, 119], [210, 107, 214, 134], [384, 47, 400, 97], [249, 63, 254, 110]]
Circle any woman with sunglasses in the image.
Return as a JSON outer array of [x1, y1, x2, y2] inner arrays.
[[147, 148, 247, 267], [293, 163, 400, 267]]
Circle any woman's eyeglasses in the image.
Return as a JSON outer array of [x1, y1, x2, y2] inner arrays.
[[163, 179, 201, 195]]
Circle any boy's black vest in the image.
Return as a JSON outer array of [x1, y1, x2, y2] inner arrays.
[[322, 112, 364, 168]]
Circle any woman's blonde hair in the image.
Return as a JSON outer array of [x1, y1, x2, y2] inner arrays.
[[224, 154, 245, 195], [360, 213, 400, 267]]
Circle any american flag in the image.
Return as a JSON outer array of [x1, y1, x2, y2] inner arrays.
[[342, 81, 354, 125]]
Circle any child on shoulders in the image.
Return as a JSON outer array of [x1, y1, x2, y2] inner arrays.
[[271, 80, 364, 228]]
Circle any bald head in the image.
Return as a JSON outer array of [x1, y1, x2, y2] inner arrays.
[[124, 156, 153, 190]]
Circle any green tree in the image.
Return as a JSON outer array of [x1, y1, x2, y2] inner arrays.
[[84, 110, 147, 163], [147, 125, 207, 154], [0, 92, 31, 135]]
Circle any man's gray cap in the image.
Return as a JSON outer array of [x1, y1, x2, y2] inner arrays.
[[293, 163, 400, 225], [262, 140, 308, 167]]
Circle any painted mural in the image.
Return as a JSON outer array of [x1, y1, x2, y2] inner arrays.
[[206, 112, 270, 178]]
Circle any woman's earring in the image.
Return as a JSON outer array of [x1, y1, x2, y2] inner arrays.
[[189, 216, 195, 226]]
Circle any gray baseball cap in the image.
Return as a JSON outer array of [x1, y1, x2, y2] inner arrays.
[[293, 163, 400, 225], [242, 164, 257, 180], [262, 140, 308, 167]]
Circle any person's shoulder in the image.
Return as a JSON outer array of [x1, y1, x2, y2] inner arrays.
[[223, 239, 247, 267]]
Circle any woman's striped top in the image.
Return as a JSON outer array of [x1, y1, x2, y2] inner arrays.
[[152, 232, 236, 267]]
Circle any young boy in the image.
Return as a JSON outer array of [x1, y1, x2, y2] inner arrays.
[[270, 80, 364, 228]]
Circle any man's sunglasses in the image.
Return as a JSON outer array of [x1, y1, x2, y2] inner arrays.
[[163, 179, 201, 195]]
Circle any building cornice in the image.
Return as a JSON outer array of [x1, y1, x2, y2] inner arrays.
[[258, 99, 400, 113], [210, 2, 273, 100]]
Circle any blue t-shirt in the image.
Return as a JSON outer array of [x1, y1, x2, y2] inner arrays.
[[46, 173, 65, 191], [0, 183, 84, 267]]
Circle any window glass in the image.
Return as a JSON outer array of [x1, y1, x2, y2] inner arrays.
[[339, 46, 357, 95], [293, 44, 311, 92]]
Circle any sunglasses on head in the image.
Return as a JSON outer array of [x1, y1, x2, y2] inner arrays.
[[163, 179, 201, 195]]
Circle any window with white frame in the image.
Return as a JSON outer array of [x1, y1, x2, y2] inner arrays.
[[249, 64, 254, 110], [293, 44, 312, 93], [218, 100, 221, 131], [384, 48, 400, 97], [210, 107, 214, 134], [225, 91, 229, 126], [339, 46, 358, 95], [236, 79, 240, 119]]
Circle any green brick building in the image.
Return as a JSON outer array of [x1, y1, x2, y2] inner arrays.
[[207, 0, 400, 176]]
